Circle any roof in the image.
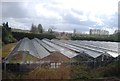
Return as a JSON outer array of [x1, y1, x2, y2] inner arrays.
[[31, 39, 50, 59], [42, 39, 78, 58], [5, 38, 50, 62], [34, 38, 57, 52], [5, 38, 118, 63], [65, 41, 102, 58]]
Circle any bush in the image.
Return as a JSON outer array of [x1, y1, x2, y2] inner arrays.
[[71, 65, 92, 79], [12, 32, 56, 41], [103, 62, 120, 77], [2, 23, 16, 44], [71, 34, 120, 42]]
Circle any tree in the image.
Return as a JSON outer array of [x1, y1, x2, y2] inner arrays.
[[48, 28, 53, 33], [38, 24, 43, 33], [73, 29, 76, 36], [30, 24, 38, 34], [2, 22, 16, 44], [48, 25, 56, 34]]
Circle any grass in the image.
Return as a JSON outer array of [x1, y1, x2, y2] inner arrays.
[[2, 65, 70, 79], [2, 43, 16, 58], [24, 65, 71, 79]]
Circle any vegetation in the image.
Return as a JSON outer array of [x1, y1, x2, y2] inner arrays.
[[38, 24, 43, 33], [48, 27, 53, 33], [71, 64, 92, 79], [48, 25, 56, 34], [9, 23, 56, 41], [24, 66, 70, 79], [71, 33, 120, 42], [70, 59, 120, 80], [2, 22, 120, 42], [12, 32, 56, 41], [30, 24, 38, 34], [2, 43, 16, 58], [2, 22, 16, 44], [3, 60, 120, 80], [103, 61, 120, 77], [30, 23, 43, 34]]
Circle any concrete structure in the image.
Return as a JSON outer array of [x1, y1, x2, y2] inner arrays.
[[89, 29, 109, 35]]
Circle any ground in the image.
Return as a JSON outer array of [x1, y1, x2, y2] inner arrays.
[[24, 65, 71, 79], [2, 43, 16, 59]]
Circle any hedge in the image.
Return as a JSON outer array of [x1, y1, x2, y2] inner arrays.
[[12, 32, 56, 41]]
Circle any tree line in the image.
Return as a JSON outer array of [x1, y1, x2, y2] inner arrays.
[[71, 33, 120, 42], [1, 22, 56, 45], [30, 23, 54, 34], [2, 22, 120, 44], [30, 24, 43, 34], [2, 22, 16, 44], [12, 32, 56, 41]]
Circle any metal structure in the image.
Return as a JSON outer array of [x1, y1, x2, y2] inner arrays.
[[31, 39, 50, 59], [4, 38, 119, 63], [57, 40, 102, 58], [42, 39, 78, 58], [60, 40, 118, 58], [34, 38, 57, 52]]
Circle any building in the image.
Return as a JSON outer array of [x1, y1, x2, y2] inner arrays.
[[89, 29, 109, 35], [41, 51, 70, 68], [4, 38, 70, 69]]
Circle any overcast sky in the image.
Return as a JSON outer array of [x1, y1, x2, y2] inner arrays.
[[1, 0, 120, 34]]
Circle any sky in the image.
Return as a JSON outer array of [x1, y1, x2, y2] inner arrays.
[[0, 0, 120, 34]]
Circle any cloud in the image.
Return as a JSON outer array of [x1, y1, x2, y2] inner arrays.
[[103, 13, 118, 27], [1, 0, 119, 34], [2, 2, 30, 18]]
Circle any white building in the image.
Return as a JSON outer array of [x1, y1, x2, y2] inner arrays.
[[90, 29, 109, 35]]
